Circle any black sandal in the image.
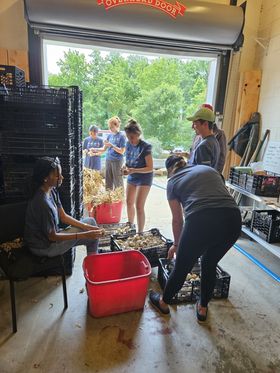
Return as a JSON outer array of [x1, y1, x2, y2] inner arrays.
[[196, 301, 208, 322], [149, 291, 170, 315]]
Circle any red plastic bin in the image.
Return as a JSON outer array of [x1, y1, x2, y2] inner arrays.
[[83, 251, 151, 317], [90, 201, 122, 224]]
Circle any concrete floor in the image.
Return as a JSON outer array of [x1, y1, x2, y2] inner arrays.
[[0, 179, 280, 373]]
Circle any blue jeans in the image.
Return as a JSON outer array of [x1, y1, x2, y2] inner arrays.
[[46, 217, 99, 257]]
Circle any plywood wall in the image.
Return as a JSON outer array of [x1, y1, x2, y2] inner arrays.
[[255, 0, 280, 141], [0, 48, 29, 81]]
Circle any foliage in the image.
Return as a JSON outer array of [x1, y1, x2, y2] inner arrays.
[[145, 137, 163, 159], [48, 50, 210, 150], [132, 83, 184, 148]]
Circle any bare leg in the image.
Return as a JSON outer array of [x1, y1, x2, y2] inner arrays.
[[135, 185, 151, 233], [126, 183, 137, 224]]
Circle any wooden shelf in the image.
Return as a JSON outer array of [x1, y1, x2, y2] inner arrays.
[[242, 226, 280, 259]]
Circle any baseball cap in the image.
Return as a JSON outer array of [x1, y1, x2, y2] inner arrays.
[[89, 125, 99, 132], [187, 107, 215, 122], [201, 103, 213, 111], [165, 155, 184, 170]]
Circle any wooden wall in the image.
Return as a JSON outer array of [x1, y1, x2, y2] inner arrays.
[[0, 48, 29, 81]]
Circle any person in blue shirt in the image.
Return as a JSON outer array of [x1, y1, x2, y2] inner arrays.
[[123, 119, 153, 233], [24, 157, 104, 257], [83, 125, 104, 171], [104, 116, 126, 190]]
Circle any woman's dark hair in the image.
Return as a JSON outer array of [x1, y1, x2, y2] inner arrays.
[[165, 155, 187, 177], [124, 119, 142, 136], [29, 157, 60, 197]]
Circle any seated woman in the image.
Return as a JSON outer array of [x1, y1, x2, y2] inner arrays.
[[123, 119, 153, 233], [24, 157, 104, 257]]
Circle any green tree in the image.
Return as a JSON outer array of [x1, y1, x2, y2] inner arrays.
[[48, 50, 211, 149], [132, 83, 184, 149], [145, 137, 163, 158]]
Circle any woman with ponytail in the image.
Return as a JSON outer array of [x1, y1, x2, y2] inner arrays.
[[24, 157, 104, 257], [149, 155, 241, 322]]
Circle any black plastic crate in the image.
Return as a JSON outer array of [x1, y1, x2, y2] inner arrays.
[[111, 228, 173, 267], [0, 134, 75, 156], [238, 173, 247, 189], [0, 65, 26, 87], [213, 266, 231, 299], [158, 258, 231, 304], [0, 110, 74, 135], [158, 259, 200, 303], [229, 167, 252, 189], [98, 223, 136, 247], [0, 86, 69, 106], [250, 209, 280, 243], [229, 168, 240, 186], [245, 175, 280, 197]]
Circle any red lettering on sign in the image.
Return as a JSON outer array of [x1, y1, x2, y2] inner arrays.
[[97, 0, 186, 19]]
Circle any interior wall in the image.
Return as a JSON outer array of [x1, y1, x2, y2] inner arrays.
[[254, 0, 280, 141], [221, 0, 262, 146], [0, 0, 28, 51]]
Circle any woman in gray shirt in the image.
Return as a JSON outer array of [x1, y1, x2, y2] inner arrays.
[[24, 157, 104, 257], [149, 156, 241, 322]]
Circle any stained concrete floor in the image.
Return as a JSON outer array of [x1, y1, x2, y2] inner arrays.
[[0, 179, 280, 373]]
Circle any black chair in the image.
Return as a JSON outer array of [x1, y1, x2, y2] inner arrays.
[[0, 202, 68, 333]]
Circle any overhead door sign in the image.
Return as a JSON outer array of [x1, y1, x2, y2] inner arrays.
[[97, 0, 186, 19]]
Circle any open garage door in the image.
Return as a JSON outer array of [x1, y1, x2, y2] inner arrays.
[[24, 0, 244, 53], [24, 0, 245, 112]]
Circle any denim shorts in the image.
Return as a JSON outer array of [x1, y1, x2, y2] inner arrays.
[[127, 172, 153, 186]]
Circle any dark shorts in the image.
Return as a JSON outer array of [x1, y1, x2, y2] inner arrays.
[[127, 172, 153, 186]]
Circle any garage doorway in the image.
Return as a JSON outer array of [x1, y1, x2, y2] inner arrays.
[[42, 39, 218, 154]]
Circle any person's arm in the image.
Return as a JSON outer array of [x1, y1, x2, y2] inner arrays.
[[48, 228, 104, 242], [105, 133, 126, 155], [216, 131, 227, 173], [58, 207, 100, 231], [194, 143, 213, 167], [105, 142, 125, 155], [88, 148, 106, 156], [39, 202, 104, 242], [127, 154, 153, 174], [89, 138, 106, 155], [171, 151, 190, 158], [167, 199, 184, 259], [47, 207, 104, 242]]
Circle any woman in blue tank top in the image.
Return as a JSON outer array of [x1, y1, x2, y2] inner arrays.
[[123, 119, 153, 233]]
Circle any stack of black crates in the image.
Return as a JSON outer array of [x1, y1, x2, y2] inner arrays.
[[0, 85, 84, 275]]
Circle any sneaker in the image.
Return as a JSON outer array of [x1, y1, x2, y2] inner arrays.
[[196, 301, 208, 322], [149, 290, 170, 315]]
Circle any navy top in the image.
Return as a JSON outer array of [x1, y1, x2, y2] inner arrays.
[[126, 140, 153, 186], [24, 188, 62, 255], [83, 136, 104, 170], [106, 132, 126, 161], [167, 165, 238, 219], [188, 135, 220, 170]]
